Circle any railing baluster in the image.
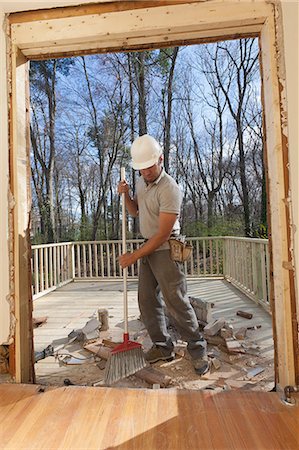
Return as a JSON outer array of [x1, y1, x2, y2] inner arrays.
[[260, 243, 267, 303], [100, 244, 104, 277], [209, 239, 213, 275], [82, 244, 87, 278], [71, 244, 75, 280], [39, 248, 44, 293], [112, 242, 116, 277], [49, 246, 53, 288], [64, 245, 68, 281], [88, 243, 92, 277], [196, 240, 200, 276], [57, 245, 61, 285], [106, 243, 111, 277], [252, 242, 258, 296], [44, 246, 49, 290], [240, 241, 243, 285], [61, 245, 65, 282], [34, 248, 39, 295], [189, 239, 194, 276], [203, 241, 206, 275], [76, 244, 81, 278], [94, 243, 98, 278], [53, 246, 57, 286], [246, 242, 251, 293]]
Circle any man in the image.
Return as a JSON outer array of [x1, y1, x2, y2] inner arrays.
[[118, 134, 209, 376]]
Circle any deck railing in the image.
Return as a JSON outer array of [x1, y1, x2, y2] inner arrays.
[[31, 242, 73, 299], [223, 237, 270, 311], [31, 236, 270, 310]]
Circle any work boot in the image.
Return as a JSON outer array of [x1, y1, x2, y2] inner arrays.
[[192, 356, 210, 376], [145, 345, 175, 363]]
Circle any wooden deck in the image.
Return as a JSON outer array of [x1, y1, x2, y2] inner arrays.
[[0, 383, 298, 449], [33, 279, 274, 389]]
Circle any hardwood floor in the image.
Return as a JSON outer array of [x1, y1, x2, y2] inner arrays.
[[0, 383, 297, 449]]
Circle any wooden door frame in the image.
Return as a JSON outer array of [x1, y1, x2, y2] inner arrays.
[[6, 0, 298, 388]]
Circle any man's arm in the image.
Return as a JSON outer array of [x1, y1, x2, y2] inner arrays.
[[119, 212, 177, 268], [118, 181, 138, 217]]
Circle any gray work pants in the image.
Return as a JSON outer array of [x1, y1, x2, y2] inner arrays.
[[138, 249, 207, 360]]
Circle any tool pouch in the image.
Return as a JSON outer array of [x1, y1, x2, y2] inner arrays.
[[169, 238, 193, 262]]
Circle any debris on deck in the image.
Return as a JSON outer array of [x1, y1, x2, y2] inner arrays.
[[68, 318, 101, 341], [33, 316, 48, 328], [34, 297, 274, 392], [34, 344, 54, 363], [236, 310, 253, 319]]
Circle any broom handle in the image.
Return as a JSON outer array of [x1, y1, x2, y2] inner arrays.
[[121, 167, 128, 335]]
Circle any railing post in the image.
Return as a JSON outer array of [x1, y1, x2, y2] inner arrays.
[[71, 243, 75, 280], [222, 237, 227, 278]]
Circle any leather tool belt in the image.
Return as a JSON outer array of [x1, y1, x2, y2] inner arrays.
[[168, 237, 192, 262]]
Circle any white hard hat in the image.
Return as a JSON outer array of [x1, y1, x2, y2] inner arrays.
[[130, 134, 162, 170]]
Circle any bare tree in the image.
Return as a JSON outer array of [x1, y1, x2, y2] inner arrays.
[[30, 59, 74, 242], [212, 39, 259, 236], [80, 56, 128, 240], [160, 47, 179, 172]]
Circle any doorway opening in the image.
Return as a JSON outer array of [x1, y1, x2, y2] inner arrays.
[[8, 1, 297, 389], [30, 39, 274, 391]]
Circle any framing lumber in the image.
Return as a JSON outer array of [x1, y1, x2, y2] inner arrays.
[[9, 46, 34, 382], [10, 2, 271, 59], [5, 0, 298, 386], [8, 1, 203, 24], [259, 13, 296, 387]]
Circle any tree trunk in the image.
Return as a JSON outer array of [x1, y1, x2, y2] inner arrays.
[[237, 121, 251, 236], [134, 52, 147, 135], [163, 47, 179, 172], [128, 53, 138, 237]]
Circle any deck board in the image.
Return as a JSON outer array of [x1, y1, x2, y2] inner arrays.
[[33, 279, 274, 388], [0, 384, 297, 449]]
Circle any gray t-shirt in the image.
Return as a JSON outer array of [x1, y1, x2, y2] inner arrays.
[[136, 169, 182, 250]]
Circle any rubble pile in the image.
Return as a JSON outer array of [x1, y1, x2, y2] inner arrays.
[[34, 298, 274, 391]]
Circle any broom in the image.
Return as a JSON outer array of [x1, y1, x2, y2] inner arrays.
[[104, 167, 146, 385]]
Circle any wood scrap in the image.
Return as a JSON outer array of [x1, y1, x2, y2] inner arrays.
[[220, 327, 233, 339], [135, 366, 172, 387], [234, 327, 247, 340], [97, 309, 109, 331], [189, 296, 214, 323], [236, 310, 253, 319], [84, 341, 111, 359], [247, 325, 262, 330], [246, 366, 265, 379], [102, 339, 120, 349], [204, 318, 226, 336], [211, 358, 221, 370], [225, 338, 245, 353], [204, 334, 226, 346]]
